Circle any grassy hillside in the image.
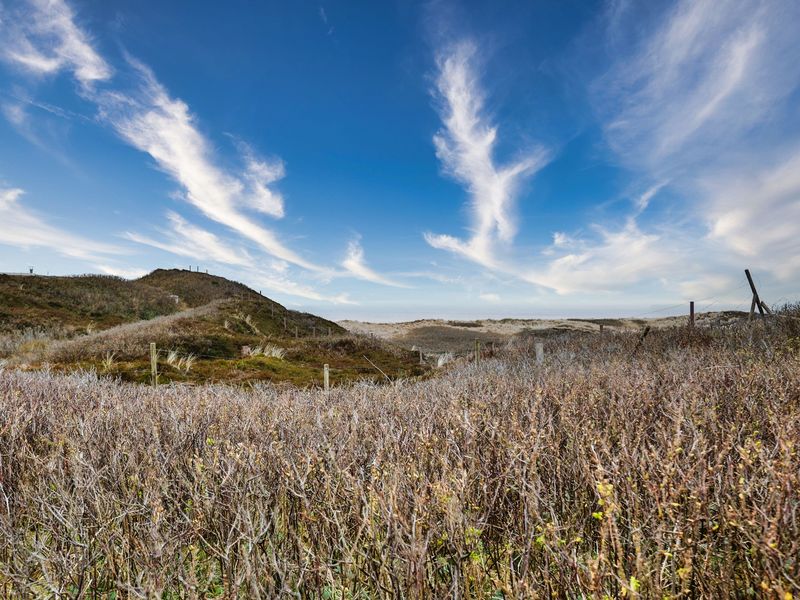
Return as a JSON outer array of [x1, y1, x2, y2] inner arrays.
[[139, 268, 266, 307], [0, 269, 427, 385], [0, 273, 178, 333]]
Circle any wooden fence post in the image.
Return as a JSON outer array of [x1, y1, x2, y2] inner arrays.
[[474, 339, 481, 366], [150, 342, 157, 387], [419, 348, 424, 365], [535, 342, 544, 365], [689, 301, 695, 328], [745, 268, 772, 320], [323, 364, 330, 392]]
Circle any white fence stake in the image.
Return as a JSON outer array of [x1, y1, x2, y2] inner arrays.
[[323, 364, 330, 392], [535, 342, 544, 365]]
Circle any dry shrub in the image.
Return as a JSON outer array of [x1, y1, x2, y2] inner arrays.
[[0, 324, 798, 597], [37, 302, 223, 363]]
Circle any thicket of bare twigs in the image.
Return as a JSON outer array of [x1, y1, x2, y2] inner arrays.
[[1, 318, 799, 598]]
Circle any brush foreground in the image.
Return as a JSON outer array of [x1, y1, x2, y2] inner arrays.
[[1, 323, 799, 597]]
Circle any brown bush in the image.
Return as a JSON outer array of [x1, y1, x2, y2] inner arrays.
[[0, 323, 798, 597]]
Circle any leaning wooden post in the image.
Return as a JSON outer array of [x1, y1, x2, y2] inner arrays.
[[474, 339, 480, 366], [745, 269, 767, 320], [323, 364, 330, 392], [150, 342, 158, 387], [535, 342, 544, 365], [419, 348, 424, 365], [689, 301, 695, 328], [600, 324, 604, 335]]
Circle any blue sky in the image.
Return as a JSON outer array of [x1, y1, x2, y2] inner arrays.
[[1, 0, 799, 321]]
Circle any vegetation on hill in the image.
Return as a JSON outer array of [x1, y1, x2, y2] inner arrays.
[[0, 269, 426, 385], [0, 273, 178, 334], [0, 314, 798, 596], [138, 268, 269, 308]]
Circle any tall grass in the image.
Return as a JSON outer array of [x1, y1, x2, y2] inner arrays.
[[0, 322, 798, 597]]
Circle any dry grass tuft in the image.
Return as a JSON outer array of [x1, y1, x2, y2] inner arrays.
[[0, 322, 798, 597]]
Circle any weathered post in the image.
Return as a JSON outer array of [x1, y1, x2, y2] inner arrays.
[[419, 348, 424, 365], [745, 268, 772, 320], [689, 301, 695, 328], [295, 326, 298, 338], [323, 364, 330, 392], [600, 324, 604, 335], [150, 342, 158, 387], [535, 342, 544, 365], [474, 339, 481, 366]]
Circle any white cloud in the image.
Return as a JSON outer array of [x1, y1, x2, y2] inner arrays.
[[342, 238, 408, 287], [0, 187, 123, 260], [704, 150, 800, 280], [2, 1, 324, 274], [425, 41, 549, 268], [0, 0, 112, 86], [396, 270, 464, 285], [1, 0, 375, 305], [583, 0, 800, 291], [96, 60, 324, 272], [239, 142, 286, 218], [248, 270, 357, 305], [634, 182, 667, 214], [528, 217, 680, 295], [124, 212, 355, 303], [95, 264, 148, 279], [123, 211, 255, 267], [595, 0, 798, 172]]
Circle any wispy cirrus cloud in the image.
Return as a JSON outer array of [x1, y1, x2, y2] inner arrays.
[[125, 212, 354, 303], [425, 41, 549, 269], [529, 217, 679, 295], [588, 0, 800, 288], [595, 0, 800, 175], [94, 264, 149, 279], [704, 150, 800, 280], [0, 187, 123, 260], [1, 0, 400, 302], [521, 0, 800, 300], [96, 59, 323, 272], [123, 211, 255, 267], [0, 0, 111, 86], [342, 238, 409, 288]]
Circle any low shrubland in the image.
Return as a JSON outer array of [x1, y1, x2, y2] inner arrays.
[[0, 318, 798, 597]]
